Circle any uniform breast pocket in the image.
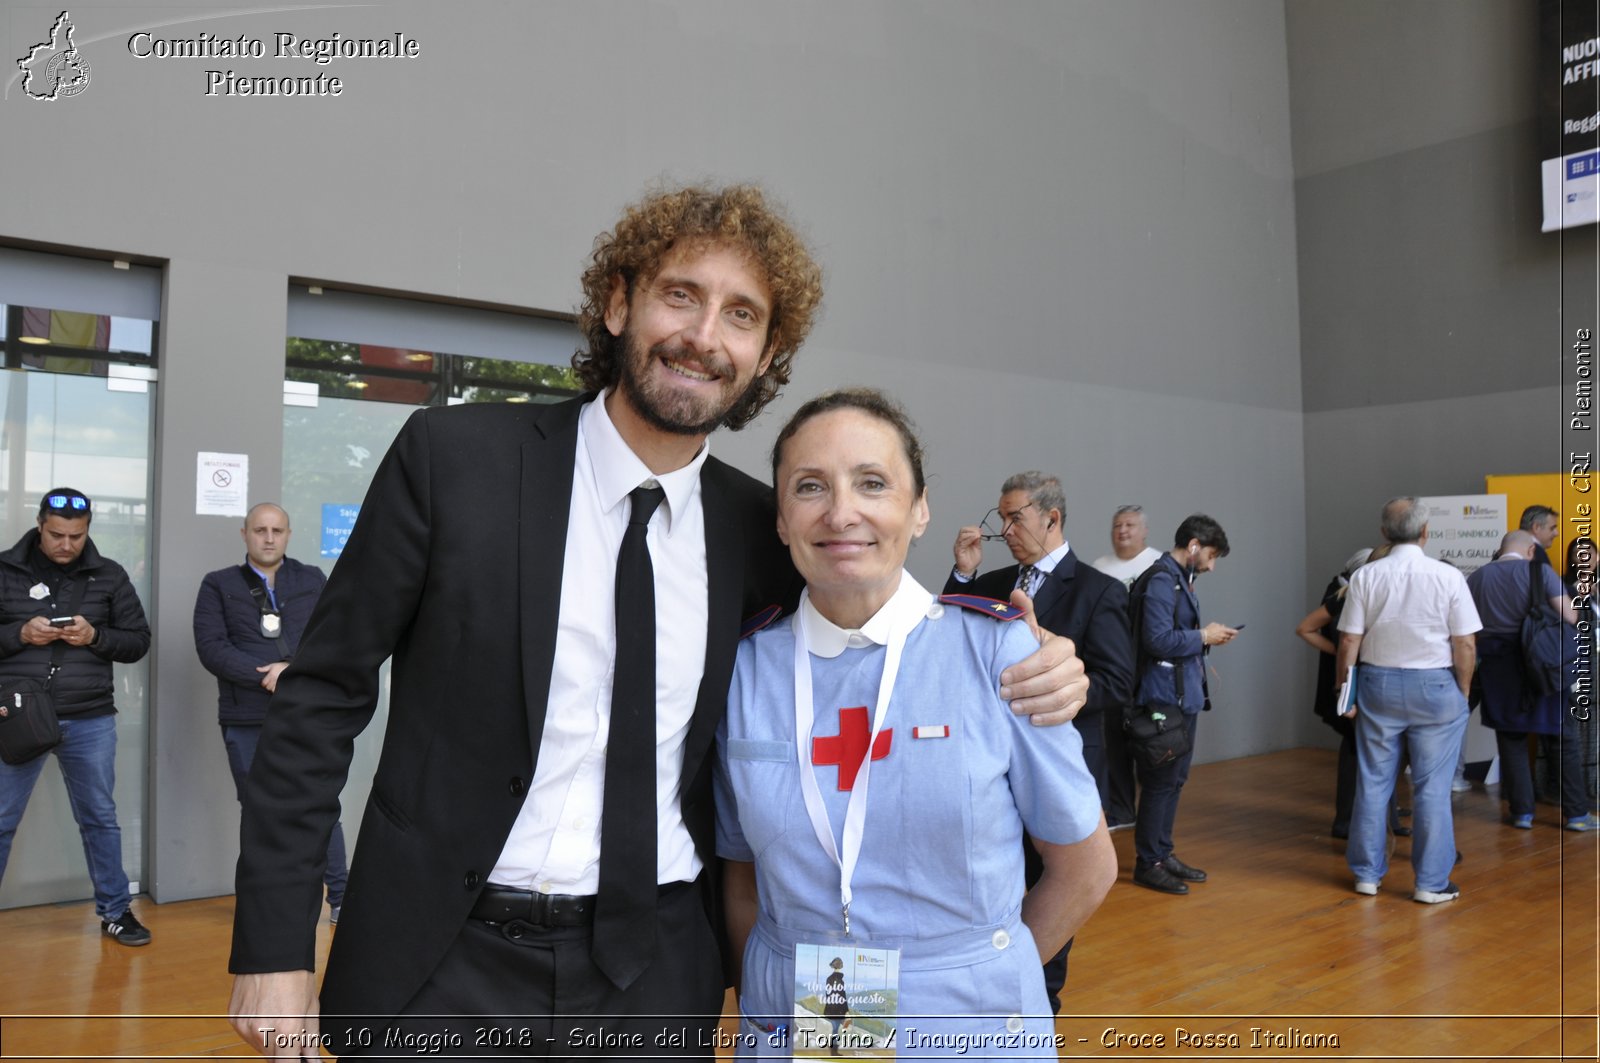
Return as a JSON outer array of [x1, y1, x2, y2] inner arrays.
[[722, 738, 802, 860], [888, 724, 979, 892]]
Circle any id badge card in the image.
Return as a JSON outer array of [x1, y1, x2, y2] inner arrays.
[[793, 939, 899, 1059]]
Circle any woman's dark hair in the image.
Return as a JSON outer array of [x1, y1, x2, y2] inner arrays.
[[770, 388, 926, 497]]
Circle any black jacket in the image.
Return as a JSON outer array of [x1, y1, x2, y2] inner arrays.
[[230, 395, 803, 1021], [944, 549, 1135, 715], [0, 529, 151, 718], [194, 556, 327, 725]]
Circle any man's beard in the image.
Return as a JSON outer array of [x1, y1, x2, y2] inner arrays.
[[615, 328, 764, 436]]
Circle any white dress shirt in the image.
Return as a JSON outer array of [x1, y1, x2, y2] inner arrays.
[[489, 393, 709, 893], [1338, 544, 1482, 669]]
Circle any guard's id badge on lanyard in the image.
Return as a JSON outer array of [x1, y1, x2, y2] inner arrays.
[[791, 939, 900, 1058], [788, 578, 929, 1060], [260, 612, 281, 638]]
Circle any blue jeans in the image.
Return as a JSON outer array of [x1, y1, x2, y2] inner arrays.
[[1348, 666, 1468, 893], [0, 714, 131, 919], [222, 724, 347, 907], [1133, 711, 1199, 868]]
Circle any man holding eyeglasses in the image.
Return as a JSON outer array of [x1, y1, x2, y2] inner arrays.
[[948, 473, 1134, 789], [0, 487, 153, 944], [945, 470, 1133, 1010]]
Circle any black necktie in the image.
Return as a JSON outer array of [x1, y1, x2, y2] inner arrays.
[[592, 485, 666, 989]]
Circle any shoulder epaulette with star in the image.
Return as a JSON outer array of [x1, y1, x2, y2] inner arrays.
[[938, 593, 1025, 621], [740, 604, 784, 639]]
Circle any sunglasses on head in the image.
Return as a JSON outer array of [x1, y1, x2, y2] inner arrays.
[[45, 494, 89, 513]]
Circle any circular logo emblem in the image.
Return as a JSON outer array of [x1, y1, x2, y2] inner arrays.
[[46, 50, 91, 98]]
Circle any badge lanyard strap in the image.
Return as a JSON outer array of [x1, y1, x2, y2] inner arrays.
[[793, 586, 917, 936], [239, 564, 290, 656]]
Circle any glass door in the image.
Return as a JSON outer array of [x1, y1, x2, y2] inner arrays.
[[0, 369, 154, 910]]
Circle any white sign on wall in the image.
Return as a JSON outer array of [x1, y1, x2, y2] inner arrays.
[[1417, 494, 1507, 576], [196, 452, 249, 517]]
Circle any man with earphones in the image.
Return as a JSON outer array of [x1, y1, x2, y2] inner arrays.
[[1126, 514, 1239, 895], [947, 470, 1134, 1009]]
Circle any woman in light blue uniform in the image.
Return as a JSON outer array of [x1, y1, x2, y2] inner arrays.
[[716, 389, 1116, 1059]]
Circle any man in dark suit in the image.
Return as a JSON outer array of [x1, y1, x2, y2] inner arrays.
[[944, 470, 1132, 1011], [947, 472, 1134, 788], [228, 186, 1089, 1060]]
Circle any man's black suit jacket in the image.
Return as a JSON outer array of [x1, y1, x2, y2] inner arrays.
[[230, 394, 799, 1019], [942, 551, 1133, 716]]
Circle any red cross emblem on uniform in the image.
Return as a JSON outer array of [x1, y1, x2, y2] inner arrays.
[[813, 706, 893, 791]]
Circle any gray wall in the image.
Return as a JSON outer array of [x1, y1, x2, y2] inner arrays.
[[0, 0, 1305, 901], [1287, 0, 1584, 591]]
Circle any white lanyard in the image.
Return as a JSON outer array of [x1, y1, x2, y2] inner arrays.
[[793, 586, 920, 935]]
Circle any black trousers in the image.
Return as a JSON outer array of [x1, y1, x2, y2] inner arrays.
[[339, 880, 725, 1062], [1318, 712, 1358, 834], [1102, 706, 1139, 826], [1133, 713, 1199, 868], [1077, 707, 1107, 800]]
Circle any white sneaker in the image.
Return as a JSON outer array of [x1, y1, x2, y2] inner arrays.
[[1413, 881, 1460, 904], [1354, 881, 1379, 896]]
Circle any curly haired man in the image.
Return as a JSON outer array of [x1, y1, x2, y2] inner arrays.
[[228, 184, 1088, 1060]]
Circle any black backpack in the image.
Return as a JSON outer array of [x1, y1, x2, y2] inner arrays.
[[1521, 557, 1565, 698], [1122, 562, 1194, 769], [1127, 562, 1188, 707]]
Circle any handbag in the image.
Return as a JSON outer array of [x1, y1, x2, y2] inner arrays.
[[0, 573, 88, 765], [1122, 703, 1193, 770], [0, 677, 60, 765], [1521, 556, 1565, 698]]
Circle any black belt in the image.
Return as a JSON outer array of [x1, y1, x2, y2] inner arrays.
[[469, 881, 690, 927]]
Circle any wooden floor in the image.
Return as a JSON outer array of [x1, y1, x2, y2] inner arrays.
[[1, 748, 1595, 1061]]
